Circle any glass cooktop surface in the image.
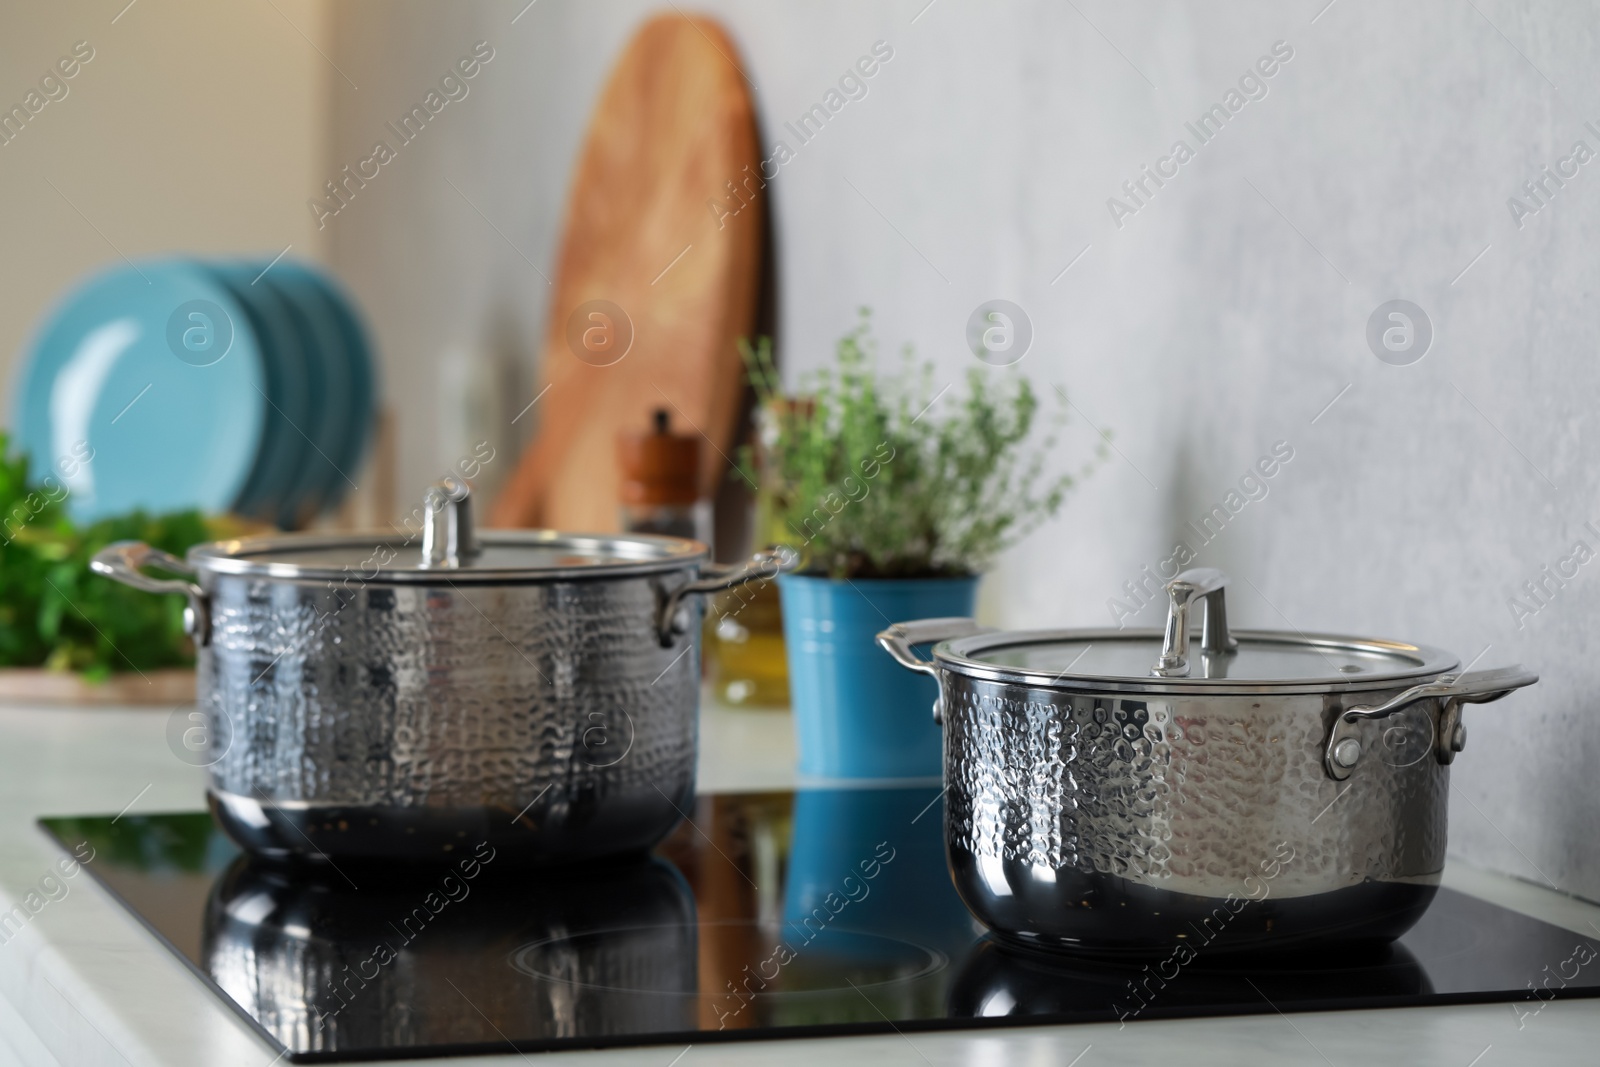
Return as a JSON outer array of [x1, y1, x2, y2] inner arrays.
[[39, 787, 1600, 1063]]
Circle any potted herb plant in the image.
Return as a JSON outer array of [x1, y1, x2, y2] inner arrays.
[[741, 311, 1105, 779]]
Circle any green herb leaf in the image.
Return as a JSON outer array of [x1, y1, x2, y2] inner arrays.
[[0, 432, 211, 677], [741, 310, 1108, 579]]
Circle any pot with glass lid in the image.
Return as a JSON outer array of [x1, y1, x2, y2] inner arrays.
[[877, 568, 1537, 956], [92, 479, 793, 865]]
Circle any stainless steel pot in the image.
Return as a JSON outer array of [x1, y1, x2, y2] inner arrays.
[[92, 481, 791, 865], [877, 567, 1537, 956]]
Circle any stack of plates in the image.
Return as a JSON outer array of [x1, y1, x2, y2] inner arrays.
[[12, 257, 376, 528]]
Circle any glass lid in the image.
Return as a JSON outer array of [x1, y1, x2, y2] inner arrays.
[[938, 628, 1457, 694], [933, 569, 1457, 694], [190, 482, 707, 583]]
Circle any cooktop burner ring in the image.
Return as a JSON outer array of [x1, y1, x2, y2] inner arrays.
[[508, 918, 948, 996]]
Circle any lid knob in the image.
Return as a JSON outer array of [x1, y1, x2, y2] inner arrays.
[[421, 476, 478, 568], [1151, 567, 1239, 677]]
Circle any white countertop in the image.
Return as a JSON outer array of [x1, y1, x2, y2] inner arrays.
[[0, 699, 1595, 1067]]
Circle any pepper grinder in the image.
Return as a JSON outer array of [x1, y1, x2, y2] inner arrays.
[[617, 409, 711, 547]]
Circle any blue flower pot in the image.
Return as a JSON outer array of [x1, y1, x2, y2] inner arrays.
[[777, 573, 979, 779]]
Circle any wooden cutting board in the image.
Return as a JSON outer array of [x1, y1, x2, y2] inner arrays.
[[490, 12, 764, 532], [0, 668, 195, 707]]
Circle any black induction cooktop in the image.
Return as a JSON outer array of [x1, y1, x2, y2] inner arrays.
[[40, 786, 1600, 1063]]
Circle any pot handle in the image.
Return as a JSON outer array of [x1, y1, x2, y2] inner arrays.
[[90, 540, 211, 646], [1323, 665, 1538, 780], [876, 618, 994, 725], [656, 546, 799, 646], [876, 618, 990, 676], [1152, 567, 1238, 677]]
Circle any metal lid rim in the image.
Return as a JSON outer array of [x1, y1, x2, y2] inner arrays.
[[932, 627, 1461, 695], [187, 530, 710, 583]]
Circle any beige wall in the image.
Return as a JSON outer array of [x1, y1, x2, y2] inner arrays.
[[0, 0, 330, 419]]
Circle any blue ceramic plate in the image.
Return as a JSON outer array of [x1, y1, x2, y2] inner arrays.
[[262, 262, 363, 520], [206, 263, 312, 527], [12, 259, 266, 521], [283, 262, 377, 488]]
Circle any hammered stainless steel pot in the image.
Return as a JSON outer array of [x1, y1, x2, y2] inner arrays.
[[877, 567, 1537, 957], [92, 481, 792, 865]]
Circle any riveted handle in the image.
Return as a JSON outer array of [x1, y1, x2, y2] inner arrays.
[[1323, 665, 1538, 780], [90, 540, 211, 646], [1151, 567, 1238, 677], [656, 546, 799, 646], [876, 618, 990, 676], [876, 617, 994, 724]]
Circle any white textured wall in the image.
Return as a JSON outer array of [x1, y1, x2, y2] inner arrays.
[[330, 0, 1599, 901]]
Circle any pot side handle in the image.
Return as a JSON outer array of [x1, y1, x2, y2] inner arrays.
[[89, 541, 211, 646], [656, 546, 799, 646], [876, 618, 994, 725], [1324, 665, 1538, 780], [875, 618, 989, 676]]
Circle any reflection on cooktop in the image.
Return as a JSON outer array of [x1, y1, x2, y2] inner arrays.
[[204, 851, 699, 1053], [951, 936, 1434, 1022], [39, 785, 1600, 1063]]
